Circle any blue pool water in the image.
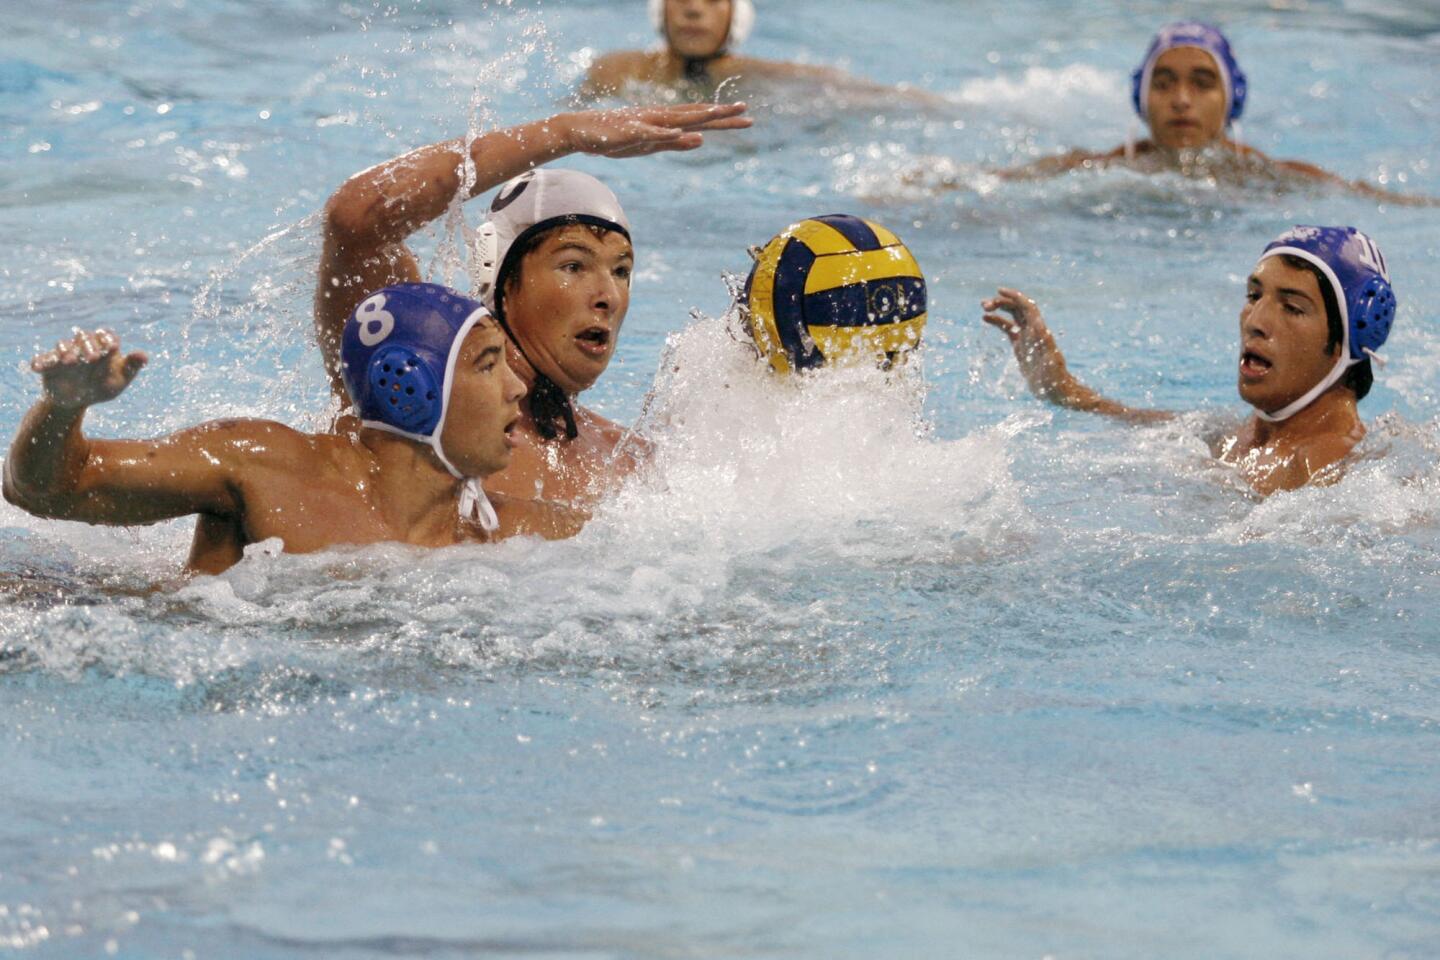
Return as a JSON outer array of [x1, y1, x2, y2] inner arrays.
[[3, 1, 1439, 956]]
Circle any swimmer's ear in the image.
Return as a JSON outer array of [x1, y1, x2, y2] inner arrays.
[[746, 244, 763, 262]]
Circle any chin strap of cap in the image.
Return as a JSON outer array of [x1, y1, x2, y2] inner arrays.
[[1252, 350, 1361, 423], [526, 373, 580, 441], [457, 479, 500, 532], [428, 440, 499, 533], [431, 308, 501, 533]]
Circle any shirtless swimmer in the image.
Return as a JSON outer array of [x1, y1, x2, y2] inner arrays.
[[4, 285, 579, 575], [995, 21, 1435, 205], [318, 103, 751, 512], [580, 0, 941, 104], [982, 226, 1399, 495]]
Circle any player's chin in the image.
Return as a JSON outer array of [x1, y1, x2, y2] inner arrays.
[[484, 446, 514, 477], [1237, 379, 1279, 411]]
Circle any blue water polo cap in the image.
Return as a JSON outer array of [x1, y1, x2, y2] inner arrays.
[[1132, 21, 1247, 123], [1254, 226, 1396, 422], [339, 283, 500, 528], [1261, 226, 1396, 361]]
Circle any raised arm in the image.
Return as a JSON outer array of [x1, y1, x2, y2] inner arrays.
[[4, 329, 247, 526], [316, 102, 752, 396], [981, 288, 1173, 424]]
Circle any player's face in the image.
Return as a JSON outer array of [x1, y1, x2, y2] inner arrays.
[[1237, 257, 1338, 414], [1146, 47, 1228, 149], [442, 324, 527, 476], [665, 0, 732, 59], [503, 225, 633, 396]]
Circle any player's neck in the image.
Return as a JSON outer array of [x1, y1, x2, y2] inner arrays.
[[360, 429, 464, 539], [1249, 386, 1361, 447]]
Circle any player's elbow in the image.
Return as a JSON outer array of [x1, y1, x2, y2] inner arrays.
[[3, 466, 65, 519], [322, 181, 379, 247]]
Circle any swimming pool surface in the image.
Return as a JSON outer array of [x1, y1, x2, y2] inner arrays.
[[2, 1, 1439, 956]]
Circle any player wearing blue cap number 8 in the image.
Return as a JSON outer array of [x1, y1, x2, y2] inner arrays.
[[2, 291, 583, 575], [981, 227, 1398, 496]]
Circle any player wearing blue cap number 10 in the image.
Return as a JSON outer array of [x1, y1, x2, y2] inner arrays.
[[982, 227, 1398, 496]]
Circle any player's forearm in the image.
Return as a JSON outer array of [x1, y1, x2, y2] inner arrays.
[[3, 399, 92, 515], [1021, 353, 1171, 423], [322, 115, 578, 247]]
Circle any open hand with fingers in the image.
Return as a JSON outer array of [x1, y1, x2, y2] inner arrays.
[[32, 329, 147, 410], [981, 287, 1073, 400], [561, 102, 751, 158]]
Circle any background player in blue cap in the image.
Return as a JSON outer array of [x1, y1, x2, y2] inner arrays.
[[318, 102, 751, 514], [981, 226, 1398, 495], [4, 285, 576, 575], [995, 21, 1433, 204]]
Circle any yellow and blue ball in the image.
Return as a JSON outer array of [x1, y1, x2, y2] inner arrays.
[[743, 214, 927, 375]]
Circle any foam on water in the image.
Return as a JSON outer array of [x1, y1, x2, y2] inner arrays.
[[1, 307, 1031, 696], [3, 1, 1440, 956]]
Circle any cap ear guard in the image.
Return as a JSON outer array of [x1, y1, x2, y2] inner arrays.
[[471, 220, 500, 310], [728, 0, 755, 46], [367, 345, 442, 434], [1229, 69, 1248, 122], [1353, 276, 1396, 358]]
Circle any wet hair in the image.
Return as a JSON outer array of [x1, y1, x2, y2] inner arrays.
[[1276, 254, 1372, 401]]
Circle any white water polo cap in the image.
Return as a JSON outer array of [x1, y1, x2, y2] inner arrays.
[[1253, 226, 1397, 423], [649, 0, 755, 51], [472, 168, 631, 318]]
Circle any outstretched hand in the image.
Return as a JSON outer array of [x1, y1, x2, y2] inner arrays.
[[562, 103, 751, 158], [981, 287, 1070, 398], [32, 329, 147, 410]]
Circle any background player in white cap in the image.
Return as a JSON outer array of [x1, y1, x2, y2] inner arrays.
[[581, 0, 938, 103], [316, 103, 750, 513]]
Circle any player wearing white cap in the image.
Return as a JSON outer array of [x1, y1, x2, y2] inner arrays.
[[315, 103, 751, 513], [581, 0, 938, 103]]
